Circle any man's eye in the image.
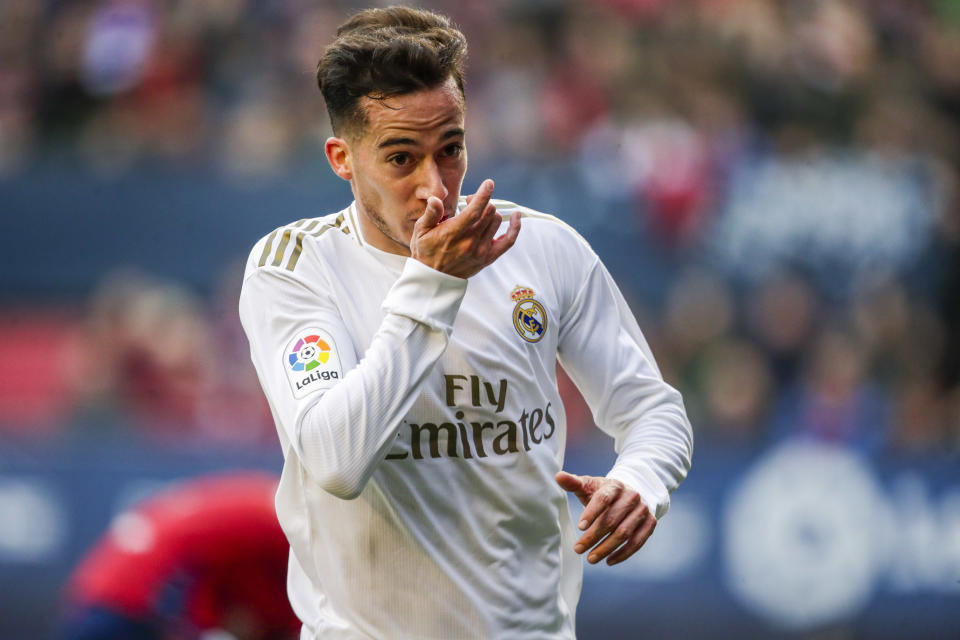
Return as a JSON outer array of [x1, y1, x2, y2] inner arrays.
[[389, 154, 410, 166], [442, 144, 463, 158]]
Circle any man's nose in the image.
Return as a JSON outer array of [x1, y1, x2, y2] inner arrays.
[[415, 160, 448, 202]]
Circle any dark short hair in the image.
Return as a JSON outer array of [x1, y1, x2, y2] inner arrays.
[[317, 6, 468, 138]]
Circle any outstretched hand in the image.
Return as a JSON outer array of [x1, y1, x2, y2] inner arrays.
[[410, 179, 521, 279], [555, 471, 656, 566]]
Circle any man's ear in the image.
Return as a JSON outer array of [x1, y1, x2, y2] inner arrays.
[[325, 137, 353, 181]]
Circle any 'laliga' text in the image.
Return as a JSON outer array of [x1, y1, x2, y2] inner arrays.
[[295, 370, 339, 391]]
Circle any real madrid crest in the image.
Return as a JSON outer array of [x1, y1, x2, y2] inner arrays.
[[511, 285, 547, 343]]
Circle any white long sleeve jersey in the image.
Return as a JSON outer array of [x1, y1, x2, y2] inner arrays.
[[239, 198, 693, 640]]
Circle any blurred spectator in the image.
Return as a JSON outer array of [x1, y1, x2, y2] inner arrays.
[[660, 268, 735, 378], [696, 338, 773, 446], [769, 325, 891, 454], [892, 376, 949, 454], [80, 1, 156, 98], [75, 270, 273, 447], [0, 0, 37, 173], [850, 277, 944, 386], [745, 270, 819, 388], [78, 271, 212, 436]]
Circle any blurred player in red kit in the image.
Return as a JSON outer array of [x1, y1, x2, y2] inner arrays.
[[61, 472, 299, 640]]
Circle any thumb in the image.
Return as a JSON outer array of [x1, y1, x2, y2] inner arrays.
[[415, 196, 444, 235], [555, 471, 583, 493]]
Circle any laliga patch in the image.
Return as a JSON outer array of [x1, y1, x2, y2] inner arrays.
[[284, 328, 342, 398]]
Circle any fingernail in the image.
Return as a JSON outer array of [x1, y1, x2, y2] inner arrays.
[[574, 544, 584, 553], [588, 555, 598, 564], [578, 519, 587, 530]]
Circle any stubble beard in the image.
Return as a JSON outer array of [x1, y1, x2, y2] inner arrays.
[[359, 196, 413, 254]]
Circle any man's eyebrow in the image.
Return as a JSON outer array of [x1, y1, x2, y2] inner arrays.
[[377, 136, 416, 149], [376, 128, 465, 150]]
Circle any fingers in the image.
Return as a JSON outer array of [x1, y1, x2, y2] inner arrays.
[[605, 513, 657, 566], [585, 501, 649, 565], [576, 479, 622, 532], [456, 179, 494, 227], [410, 181, 517, 278], [487, 210, 521, 263], [466, 203, 518, 268], [472, 203, 502, 244], [555, 471, 583, 492], [556, 470, 595, 507], [556, 470, 590, 506], [414, 196, 445, 236], [572, 481, 655, 565]]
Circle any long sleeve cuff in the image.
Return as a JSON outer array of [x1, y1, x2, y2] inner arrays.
[[607, 463, 671, 520], [382, 258, 468, 333]]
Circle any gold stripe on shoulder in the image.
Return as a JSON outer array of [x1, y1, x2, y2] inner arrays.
[[285, 232, 306, 271], [271, 229, 292, 267], [307, 212, 345, 240], [346, 205, 363, 245], [256, 216, 334, 271], [259, 210, 353, 264], [258, 229, 278, 267]]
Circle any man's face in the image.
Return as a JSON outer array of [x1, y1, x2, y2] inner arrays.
[[335, 77, 467, 255]]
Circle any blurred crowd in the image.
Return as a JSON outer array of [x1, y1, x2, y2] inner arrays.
[[1, 0, 960, 457]]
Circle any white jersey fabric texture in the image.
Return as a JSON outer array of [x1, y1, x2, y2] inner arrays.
[[239, 197, 693, 640]]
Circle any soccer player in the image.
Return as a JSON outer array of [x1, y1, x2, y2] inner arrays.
[[239, 6, 693, 638], [61, 472, 299, 640]]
